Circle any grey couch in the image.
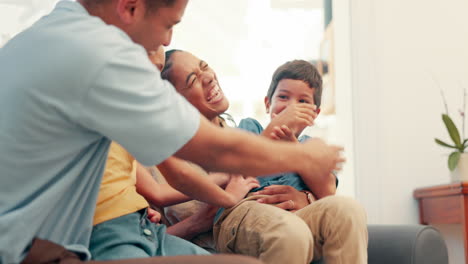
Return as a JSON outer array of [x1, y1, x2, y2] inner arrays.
[[313, 225, 448, 264]]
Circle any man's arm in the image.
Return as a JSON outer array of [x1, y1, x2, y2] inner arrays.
[[261, 123, 338, 198], [174, 115, 343, 189]]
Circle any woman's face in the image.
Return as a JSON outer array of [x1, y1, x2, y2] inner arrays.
[[169, 51, 229, 120]]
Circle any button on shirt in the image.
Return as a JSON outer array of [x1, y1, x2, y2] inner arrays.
[[0, 1, 200, 263]]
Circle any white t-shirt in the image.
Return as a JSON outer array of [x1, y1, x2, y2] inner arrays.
[[0, 1, 199, 263]]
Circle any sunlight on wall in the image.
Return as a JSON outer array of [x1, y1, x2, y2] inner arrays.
[[0, 0, 60, 47], [169, 0, 324, 127]]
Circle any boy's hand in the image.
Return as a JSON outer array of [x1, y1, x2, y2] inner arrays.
[[269, 125, 299, 142], [147, 208, 162, 223], [224, 175, 260, 205], [265, 103, 317, 138]]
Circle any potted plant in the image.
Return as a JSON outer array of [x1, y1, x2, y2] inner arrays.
[[435, 88, 468, 181]]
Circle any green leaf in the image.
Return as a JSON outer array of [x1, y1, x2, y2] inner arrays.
[[435, 138, 458, 149], [448, 151, 461, 171], [442, 114, 462, 147]]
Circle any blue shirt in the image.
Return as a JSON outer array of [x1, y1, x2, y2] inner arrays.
[[0, 1, 199, 263], [214, 118, 309, 223], [238, 118, 309, 192]]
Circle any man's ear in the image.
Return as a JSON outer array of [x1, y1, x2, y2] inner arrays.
[[116, 0, 144, 24], [264, 96, 271, 114]]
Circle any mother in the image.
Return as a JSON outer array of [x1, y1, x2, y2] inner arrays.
[[160, 50, 368, 264]]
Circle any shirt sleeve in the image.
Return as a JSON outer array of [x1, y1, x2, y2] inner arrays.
[[78, 47, 200, 166], [238, 118, 264, 134]]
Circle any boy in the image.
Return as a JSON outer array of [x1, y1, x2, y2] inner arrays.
[[212, 60, 368, 264], [239, 59, 336, 200]]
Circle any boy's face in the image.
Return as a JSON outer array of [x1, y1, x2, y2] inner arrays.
[[169, 51, 229, 120], [265, 78, 316, 119]]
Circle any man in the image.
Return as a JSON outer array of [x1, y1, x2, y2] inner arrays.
[[0, 0, 343, 263]]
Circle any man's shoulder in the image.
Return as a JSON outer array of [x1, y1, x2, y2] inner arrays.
[[35, 1, 140, 68]]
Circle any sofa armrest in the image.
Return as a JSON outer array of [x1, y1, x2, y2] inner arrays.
[[312, 224, 448, 264], [367, 225, 448, 264]]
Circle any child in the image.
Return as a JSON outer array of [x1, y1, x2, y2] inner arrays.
[[240, 59, 337, 201], [89, 48, 259, 260]]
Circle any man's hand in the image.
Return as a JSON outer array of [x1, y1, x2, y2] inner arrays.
[[252, 185, 315, 212], [263, 103, 317, 138], [224, 175, 260, 205], [147, 208, 162, 223], [299, 138, 344, 198]]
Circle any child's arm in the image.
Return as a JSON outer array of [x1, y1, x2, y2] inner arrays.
[[135, 162, 191, 208], [262, 103, 317, 139], [157, 156, 259, 208]]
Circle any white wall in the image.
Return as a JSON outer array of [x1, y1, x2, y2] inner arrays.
[[341, 0, 468, 263]]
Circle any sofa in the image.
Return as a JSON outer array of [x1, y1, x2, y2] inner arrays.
[[313, 225, 448, 264]]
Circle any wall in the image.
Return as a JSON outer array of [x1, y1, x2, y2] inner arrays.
[[338, 0, 468, 263]]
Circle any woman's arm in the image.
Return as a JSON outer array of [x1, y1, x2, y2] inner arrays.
[[166, 204, 219, 240], [252, 185, 314, 212]]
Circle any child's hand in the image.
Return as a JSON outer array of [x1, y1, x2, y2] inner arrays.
[[269, 125, 299, 143], [147, 208, 162, 223], [224, 175, 260, 205], [265, 103, 317, 138]]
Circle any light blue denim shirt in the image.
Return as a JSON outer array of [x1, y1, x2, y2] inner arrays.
[[0, 1, 199, 263]]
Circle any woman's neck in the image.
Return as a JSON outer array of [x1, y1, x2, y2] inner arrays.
[[210, 116, 223, 127]]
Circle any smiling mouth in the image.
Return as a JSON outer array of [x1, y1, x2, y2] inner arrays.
[[206, 84, 223, 103]]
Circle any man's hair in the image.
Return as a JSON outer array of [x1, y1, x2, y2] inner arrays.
[[81, 0, 175, 12], [144, 0, 177, 12], [161, 49, 182, 83], [266, 60, 323, 108]]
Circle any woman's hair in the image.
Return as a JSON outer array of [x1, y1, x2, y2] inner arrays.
[[161, 49, 182, 83], [266, 60, 323, 108]]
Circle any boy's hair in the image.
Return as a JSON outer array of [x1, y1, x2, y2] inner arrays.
[[266, 60, 323, 108]]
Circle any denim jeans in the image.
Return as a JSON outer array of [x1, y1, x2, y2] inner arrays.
[[21, 238, 262, 264], [89, 209, 209, 260]]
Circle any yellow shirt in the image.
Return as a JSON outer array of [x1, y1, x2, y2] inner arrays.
[[93, 142, 149, 225]]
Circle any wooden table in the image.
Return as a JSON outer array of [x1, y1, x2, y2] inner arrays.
[[414, 182, 468, 263]]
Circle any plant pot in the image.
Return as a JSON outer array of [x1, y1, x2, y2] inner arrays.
[[450, 153, 468, 182]]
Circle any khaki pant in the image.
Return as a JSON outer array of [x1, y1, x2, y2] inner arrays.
[[21, 238, 263, 264], [213, 196, 368, 264]]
